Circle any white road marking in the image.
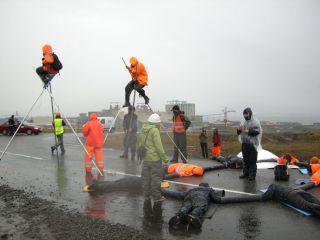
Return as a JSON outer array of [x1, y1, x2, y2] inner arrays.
[[0, 150, 44, 160], [101, 169, 256, 196]]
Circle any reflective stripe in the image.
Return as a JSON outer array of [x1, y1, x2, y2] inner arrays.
[[54, 118, 64, 135], [173, 115, 185, 133]]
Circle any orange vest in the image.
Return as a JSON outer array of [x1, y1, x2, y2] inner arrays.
[[167, 163, 204, 177], [277, 154, 299, 165], [173, 115, 185, 133], [311, 170, 320, 186], [311, 164, 320, 175]]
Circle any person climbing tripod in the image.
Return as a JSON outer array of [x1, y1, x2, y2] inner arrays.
[[36, 44, 63, 88], [123, 56, 149, 107]]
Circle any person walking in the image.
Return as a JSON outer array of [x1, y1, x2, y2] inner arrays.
[[8, 115, 16, 135], [138, 113, 168, 202], [82, 113, 105, 173], [199, 128, 208, 158], [237, 107, 262, 181], [51, 112, 66, 154], [171, 105, 191, 163]]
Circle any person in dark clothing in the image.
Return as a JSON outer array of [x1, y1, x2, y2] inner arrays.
[[215, 155, 244, 169], [262, 183, 320, 216], [8, 115, 16, 135], [162, 182, 225, 229], [120, 106, 138, 160], [237, 107, 262, 181], [36, 44, 62, 88], [199, 128, 208, 158], [171, 105, 191, 163]]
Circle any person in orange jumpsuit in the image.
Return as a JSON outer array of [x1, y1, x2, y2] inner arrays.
[[82, 113, 104, 173], [123, 56, 149, 107], [163, 162, 226, 179], [36, 44, 62, 87]]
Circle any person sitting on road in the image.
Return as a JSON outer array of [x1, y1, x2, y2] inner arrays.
[[277, 153, 299, 165]]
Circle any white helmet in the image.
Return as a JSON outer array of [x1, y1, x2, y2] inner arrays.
[[148, 113, 161, 123]]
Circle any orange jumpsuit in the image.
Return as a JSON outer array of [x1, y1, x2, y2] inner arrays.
[[311, 164, 320, 186], [82, 113, 104, 172], [167, 163, 204, 177], [277, 154, 299, 165]]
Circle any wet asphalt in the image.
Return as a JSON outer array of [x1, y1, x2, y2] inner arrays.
[[0, 133, 319, 240]]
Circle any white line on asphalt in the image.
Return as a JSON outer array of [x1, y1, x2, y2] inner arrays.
[[0, 150, 44, 160], [101, 169, 256, 196]]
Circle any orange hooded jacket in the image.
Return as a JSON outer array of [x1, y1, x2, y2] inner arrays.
[[129, 57, 148, 86], [82, 113, 104, 148], [42, 44, 59, 74], [167, 163, 204, 177]]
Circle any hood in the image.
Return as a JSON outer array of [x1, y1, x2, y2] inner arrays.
[[42, 44, 53, 54], [89, 113, 98, 121], [130, 57, 138, 66], [141, 122, 157, 133], [243, 107, 252, 121]]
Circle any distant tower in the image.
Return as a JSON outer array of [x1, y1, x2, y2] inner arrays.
[[222, 107, 236, 127]]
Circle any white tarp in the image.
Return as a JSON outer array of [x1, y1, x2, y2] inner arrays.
[[256, 162, 300, 169], [237, 149, 278, 162]]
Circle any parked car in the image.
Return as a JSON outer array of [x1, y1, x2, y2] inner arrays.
[[0, 121, 42, 135]]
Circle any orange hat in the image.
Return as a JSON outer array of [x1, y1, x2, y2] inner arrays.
[[130, 56, 138, 66], [192, 166, 204, 176], [42, 44, 53, 54], [310, 156, 320, 164], [55, 112, 61, 117]]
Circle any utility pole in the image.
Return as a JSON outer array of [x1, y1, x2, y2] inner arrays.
[[222, 107, 236, 127]]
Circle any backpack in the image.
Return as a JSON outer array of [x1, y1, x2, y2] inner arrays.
[[137, 129, 152, 162], [51, 53, 63, 71], [274, 165, 289, 181]]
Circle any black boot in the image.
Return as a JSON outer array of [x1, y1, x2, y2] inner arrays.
[[122, 102, 131, 108], [239, 173, 249, 179]]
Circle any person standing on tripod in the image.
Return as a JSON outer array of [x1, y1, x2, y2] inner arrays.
[[123, 56, 149, 107], [120, 106, 138, 160]]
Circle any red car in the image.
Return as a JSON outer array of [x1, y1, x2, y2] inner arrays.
[[0, 121, 42, 135]]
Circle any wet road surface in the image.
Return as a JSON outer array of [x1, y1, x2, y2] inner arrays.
[[1, 133, 319, 239]]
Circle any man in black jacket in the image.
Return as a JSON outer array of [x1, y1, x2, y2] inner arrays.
[[171, 105, 191, 163], [162, 182, 225, 229], [120, 106, 138, 160]]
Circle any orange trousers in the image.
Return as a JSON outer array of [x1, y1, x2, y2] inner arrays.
[[85, 146, 104, 172], [212, 146, 221, 157]]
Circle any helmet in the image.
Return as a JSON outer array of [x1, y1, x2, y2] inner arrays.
[[148, 113, 161, 123], [55, 112, 61, 117]]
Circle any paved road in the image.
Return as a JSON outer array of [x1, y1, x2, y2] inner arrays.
[[0, 133, 319, 239]]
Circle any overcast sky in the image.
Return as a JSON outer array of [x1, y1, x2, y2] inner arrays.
[[0, 0, 319, 123]]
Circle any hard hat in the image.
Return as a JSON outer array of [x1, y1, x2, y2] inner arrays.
[[55, 112, 61, 117], [148, 113, 161, 123]]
